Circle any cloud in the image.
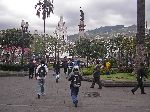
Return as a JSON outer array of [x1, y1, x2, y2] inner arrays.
[[0, 0, 150, 35]]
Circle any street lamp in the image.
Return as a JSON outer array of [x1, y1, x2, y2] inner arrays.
[[21, 20, 29, 66]]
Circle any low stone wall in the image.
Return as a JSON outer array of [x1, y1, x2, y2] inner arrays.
[[83, 76, 150, 87], [0, 71, 28, 77]]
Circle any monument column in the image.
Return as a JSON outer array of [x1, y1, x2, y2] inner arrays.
[[135, 0, 145, 71], [78, 7, 86, 40]]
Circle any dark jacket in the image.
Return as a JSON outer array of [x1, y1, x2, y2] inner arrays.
[[28, 62, 35, 72], [55, 62, 60, 74], [137, 66, 148, 80], [62, 61, 68, 68], [93, 64, 100, 77], [68, 72, 82, 87]]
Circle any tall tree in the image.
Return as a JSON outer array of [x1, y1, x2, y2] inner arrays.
[[0, 28, 33, 63]]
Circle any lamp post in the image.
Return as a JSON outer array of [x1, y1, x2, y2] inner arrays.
[[21, 20, 29, 66]]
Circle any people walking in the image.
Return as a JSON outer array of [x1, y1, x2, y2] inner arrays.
[[131, 63, 148, 94], [36, 60, 48, 99], [62, 56, 68, 78], [53, 61, 56, 76], [90, 60, 102, 89], [27, 59, 36, 79], [55, 61, 60, 83], [68, 59, 74, 77], [68, 67, 82, 107]]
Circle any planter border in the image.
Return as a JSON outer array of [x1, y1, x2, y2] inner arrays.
[[83, 76, 150, 87], [0, 71, 28, 77]]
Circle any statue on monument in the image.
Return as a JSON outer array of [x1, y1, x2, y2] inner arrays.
[[80, 7, 84, 21]]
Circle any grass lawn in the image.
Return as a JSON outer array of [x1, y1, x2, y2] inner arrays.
[[101, 73, 150, 81], [101, 73, 136, 81], [86, 73, 150, 81]]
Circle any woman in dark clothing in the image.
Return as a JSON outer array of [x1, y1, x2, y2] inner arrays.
[[55, 61, 60, 83], [62, 59, 68, 77], [53, 61, 56, 76], [28, 59, 35, 79]]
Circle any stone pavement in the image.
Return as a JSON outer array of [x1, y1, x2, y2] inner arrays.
[[0, 69, 150, 112]]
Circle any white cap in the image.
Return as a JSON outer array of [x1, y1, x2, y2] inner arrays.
[[73, 65, 79, 71]]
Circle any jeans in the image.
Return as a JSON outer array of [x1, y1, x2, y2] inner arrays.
[[37, 79, 45, 95], [70, 86, 79, 103]]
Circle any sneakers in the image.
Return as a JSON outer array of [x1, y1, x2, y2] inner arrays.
[[56, 79, 58, 83], [90, 86, 94, 88], [41, 93, 46, 96], [38, 94, 40, 99], [131, 90, 135, 95], [74, 100, 78, 107], [141, 92, 146, 94], [98, 87, 102, 89]]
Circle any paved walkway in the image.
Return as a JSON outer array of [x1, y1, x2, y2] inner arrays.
[[0, 69, 150, 112]]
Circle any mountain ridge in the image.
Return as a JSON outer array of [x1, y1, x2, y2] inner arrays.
[[67, 24, 137, 42]]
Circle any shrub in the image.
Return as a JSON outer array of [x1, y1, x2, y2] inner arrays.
[[82, 65, 117, 76], [82, 66, 94, 76], [0, 64, 23, 71], [146, 66, 150, 76]]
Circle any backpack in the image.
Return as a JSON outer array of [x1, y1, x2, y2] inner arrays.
[[73, 74, 81, 87], [38, 65, 46, 77]]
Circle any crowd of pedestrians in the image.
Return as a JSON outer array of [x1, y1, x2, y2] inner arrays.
[[26, 57, 148, 107]]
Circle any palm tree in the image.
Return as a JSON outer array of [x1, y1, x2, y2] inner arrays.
[[35, 0, 54, 35]]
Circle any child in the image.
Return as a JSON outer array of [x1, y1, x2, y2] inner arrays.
[[68, 67, 82, 107]]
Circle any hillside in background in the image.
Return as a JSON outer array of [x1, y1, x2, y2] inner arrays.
[[67, 25, 137, 42]]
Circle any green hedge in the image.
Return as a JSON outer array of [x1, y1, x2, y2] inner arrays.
[[146, 66, 150, 76], [82, 65, 117, 76], [82, 65, 94, 76], [0, 64, 23, 71]]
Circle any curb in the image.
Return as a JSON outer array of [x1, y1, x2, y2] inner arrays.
[[0, 71, 28, 77], [83, 76, 150, 87]]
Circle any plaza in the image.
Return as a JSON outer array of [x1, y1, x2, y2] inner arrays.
[[0, 70, 150, 112]]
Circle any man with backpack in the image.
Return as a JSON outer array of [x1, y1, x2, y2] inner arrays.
[[68, 67, 82, 107], [36, 60, 48, 99]]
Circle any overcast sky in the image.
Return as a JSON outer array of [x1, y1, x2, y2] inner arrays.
[[0, 0, 150, 35]]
